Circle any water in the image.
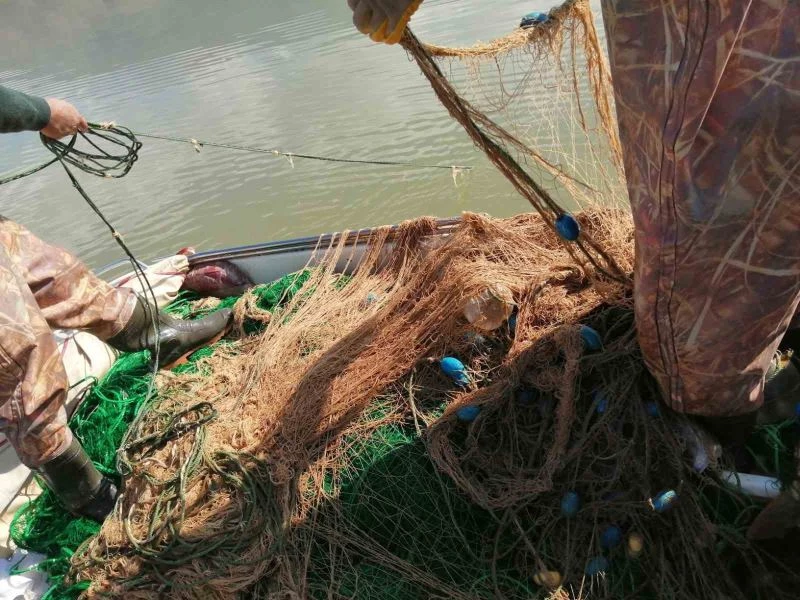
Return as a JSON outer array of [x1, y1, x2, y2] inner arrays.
[[0, 0, 607, 269]]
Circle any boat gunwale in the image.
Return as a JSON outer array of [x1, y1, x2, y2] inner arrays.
[[96, 217, 461, 281]]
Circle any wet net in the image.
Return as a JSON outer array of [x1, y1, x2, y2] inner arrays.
[[10, 0, 800, 598]]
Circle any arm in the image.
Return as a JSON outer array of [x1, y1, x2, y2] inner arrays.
[[0, 85, 51, 133], [0, 85, 88, 138]]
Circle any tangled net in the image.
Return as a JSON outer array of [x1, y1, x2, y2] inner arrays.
[[10, 0, 800, 598], [401, 0, 629, 284], [26, 208, 792, 600]]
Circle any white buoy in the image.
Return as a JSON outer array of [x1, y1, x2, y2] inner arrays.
[[720, 470, 781, 500]]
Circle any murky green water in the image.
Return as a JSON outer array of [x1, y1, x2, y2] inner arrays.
[[0, 0, 607, 268]]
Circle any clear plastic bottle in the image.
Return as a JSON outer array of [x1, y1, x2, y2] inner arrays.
[[463, 284, 515, 331]]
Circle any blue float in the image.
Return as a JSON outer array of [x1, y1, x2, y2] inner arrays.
[[440, 357, 471, 387], [516, 387, 536, 406], [508, 311, 518, 335], [593, 390, 608, 414], [645, 401, 661, 417], [585, 556, 610, 577], [580, 325, 603, 351], [560, 491, 581, 517], [555, 213, 580, 241], [650, 490, 678, 513], [520, 11, 548, 28], [457, 405, 481, 422], [600, 525, 623, 549]]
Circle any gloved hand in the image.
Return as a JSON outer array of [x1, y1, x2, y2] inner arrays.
[[347, 0, 423, 44]]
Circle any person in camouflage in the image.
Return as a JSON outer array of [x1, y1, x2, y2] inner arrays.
[[0, 86, 233, 521], [347, 0, 800, 538]]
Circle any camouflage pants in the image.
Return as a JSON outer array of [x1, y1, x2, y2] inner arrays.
[[602, 0, 800, 416], [0, 218, 136, 468]]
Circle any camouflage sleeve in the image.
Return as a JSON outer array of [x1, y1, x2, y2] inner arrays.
[[0, 216, 138, 468], [0, 218, 136, 339]]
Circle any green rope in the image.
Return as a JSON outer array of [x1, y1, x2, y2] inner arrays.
[[132, 130, 473, 171]]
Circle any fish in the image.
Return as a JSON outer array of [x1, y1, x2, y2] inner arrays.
[[182, 260, 253, 298]]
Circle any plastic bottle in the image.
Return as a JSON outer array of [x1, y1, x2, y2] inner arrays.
[[463, 284, 515, 331]]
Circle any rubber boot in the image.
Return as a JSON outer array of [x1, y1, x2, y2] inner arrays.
[[108, 298, 233, 368], [37, 438, 118, 522], [757, 354, 800, 425], [691, 353, 800, 454], [695, 411, 758, 450]]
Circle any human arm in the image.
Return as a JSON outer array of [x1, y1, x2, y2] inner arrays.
[[0, 85, 87, 138]]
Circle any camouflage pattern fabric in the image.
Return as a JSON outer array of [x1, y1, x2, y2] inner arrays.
[[0, 218, 135, 467], [602, 0, 800, 416]]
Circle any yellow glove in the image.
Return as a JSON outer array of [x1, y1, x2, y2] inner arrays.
[[347, 0, 423, 45]]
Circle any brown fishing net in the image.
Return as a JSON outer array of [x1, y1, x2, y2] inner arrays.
[[402, 0, 629, 284], [421, 0, 624, 198], [53, 0, 800, 598], [73, 208, 634, 597]]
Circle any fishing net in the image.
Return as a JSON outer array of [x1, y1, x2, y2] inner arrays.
[[420, 0, 625, 208], [9, 0, 800, 598], [401, 0, 629, 284], [11, 210, 797, 600]]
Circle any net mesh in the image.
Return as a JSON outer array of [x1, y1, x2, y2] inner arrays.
[[11, 246, 800, 599], [9, 1, 800, 598], [421, 0, 625, 210]]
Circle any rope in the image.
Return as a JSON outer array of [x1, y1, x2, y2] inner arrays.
[[0, 124, 471, 189], [0, 122, 140, 186], [130, 130, 473, 171], [121, 402, 218, 460]]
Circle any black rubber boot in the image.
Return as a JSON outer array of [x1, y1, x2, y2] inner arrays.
[[695, 410, 758, 450], [37, 438, 118, 522], [757, 354, 800, 425], [108, 298, 233, 368]]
